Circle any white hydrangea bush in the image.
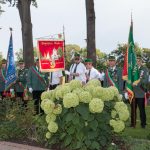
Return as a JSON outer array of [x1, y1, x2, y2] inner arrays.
[[40, 79, 129, 150]]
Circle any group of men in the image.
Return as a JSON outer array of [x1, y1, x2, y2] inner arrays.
[[69, 53, 104, 84], [0, 58, 66, 114], [68, 53, 149, 129], [0, 53, 149, 128]]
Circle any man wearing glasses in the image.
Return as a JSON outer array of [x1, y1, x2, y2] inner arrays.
[[69, 53, 86, 84]]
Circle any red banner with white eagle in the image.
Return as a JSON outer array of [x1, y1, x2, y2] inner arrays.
[[37, 40, 65, 72]]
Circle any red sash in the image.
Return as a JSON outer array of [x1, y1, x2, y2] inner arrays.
[[105, 69, 118, 89], [31, 67, 47, 86], [18, 82, 25, 89]]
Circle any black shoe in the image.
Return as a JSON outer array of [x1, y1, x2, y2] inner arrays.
[[130, 124, 135, 128], [141, 125, 146, 129]]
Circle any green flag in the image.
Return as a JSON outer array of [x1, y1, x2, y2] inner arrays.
[[122, 20, 140, 102]]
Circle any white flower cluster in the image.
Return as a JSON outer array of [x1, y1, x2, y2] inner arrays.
[[41, 79, 129, 138], [92, 87, 115, 101], [63, 93, 79, 108], [41, 90, 55, 101], [110, 102, 129, 133], [72, 88, 84, 96], [69, 80, 82, 90], [89, 98, 104, 113], [48, 121, 58, 133], [110, 119, 125, 133], [41, 99, 55, 114], [41, 98, 62, 139], [78, 91, 92, 103], [83, 85, 95, 96], [86, 79, 101, 87], [114, 102, 129, 121], [55, 85, 71, 100]]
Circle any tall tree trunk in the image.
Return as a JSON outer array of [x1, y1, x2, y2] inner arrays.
[[85, 0, 96, 67], [18, 0, 34, 68]]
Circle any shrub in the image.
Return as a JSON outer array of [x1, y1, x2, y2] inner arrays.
[[41, 79, 129, 150], [0, 98, 34, 140]]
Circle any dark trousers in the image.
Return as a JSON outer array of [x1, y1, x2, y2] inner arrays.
[[0, 92, 4, 99], [16, 92, 23, 98], [32, 90, 44, 114], [131, 98, 146, 126], [0, 91, 9, 99], [49, 84, 59, 90]]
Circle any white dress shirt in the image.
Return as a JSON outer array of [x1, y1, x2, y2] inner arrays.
[[49, 70, 63, 85], [69, 62, 86, 83], [86, 67, 102, 80], [99, 72, 105, 81]]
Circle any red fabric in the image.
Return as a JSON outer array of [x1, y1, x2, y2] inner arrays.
[[122, 48, 128, 79], [38, 40, 65, 72]]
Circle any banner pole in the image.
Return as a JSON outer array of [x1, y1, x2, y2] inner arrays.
[[63, 25, 66, 59]]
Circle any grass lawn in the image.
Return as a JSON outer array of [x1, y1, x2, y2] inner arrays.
[[119, 104, 150, 150], [122, 105, 150, 139]]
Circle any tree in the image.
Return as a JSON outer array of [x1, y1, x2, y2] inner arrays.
[[111, 43, 150, 69], [65, 44, 81, 69], [85, 0, 96, 67], [15, 48, 23, 61], [143, 48, 150, 70], [15, 47, 38, 62], [5, 0, 37, 68], [0, 0, 5, 14]]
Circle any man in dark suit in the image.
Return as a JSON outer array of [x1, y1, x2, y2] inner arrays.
[[131, 55, 149, 128], [27, 59, 49, 114], [103, 55, 124, 93]]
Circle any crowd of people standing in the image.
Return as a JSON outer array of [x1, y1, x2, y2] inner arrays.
[[0, 53, 149, 129]]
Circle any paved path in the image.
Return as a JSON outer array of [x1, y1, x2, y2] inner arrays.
[[0, 141, 50, 150]]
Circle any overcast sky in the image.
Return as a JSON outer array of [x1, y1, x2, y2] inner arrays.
[[0, 0, 150, 58]]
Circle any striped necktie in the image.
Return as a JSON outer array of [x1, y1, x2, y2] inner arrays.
[[73, 64, 78, 79]]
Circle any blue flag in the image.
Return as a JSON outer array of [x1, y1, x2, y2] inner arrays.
[[5, 32, 17, 90]]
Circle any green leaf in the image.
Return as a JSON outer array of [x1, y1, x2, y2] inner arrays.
[[67, 126, 75, 135], [89, 120, 98, 131], [85, 139, 92, 147], [87, 131, 98, 140], [99, 136, 107, 146], [87, 114, 95, 121], [75, 141, 83, 149], [76, 104, 89, 120], [91, 141, 100, 150], [72, 115, 80, 125], [65, 113, 74, 122], [64, 135, 72, 146], [60, 133, 66, 140], [76, 131, 84, 140]]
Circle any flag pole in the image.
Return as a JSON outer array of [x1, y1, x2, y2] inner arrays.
[[5, 27, 17, 94], [130, 14, 136, 128], [63, 25, 67, 82]]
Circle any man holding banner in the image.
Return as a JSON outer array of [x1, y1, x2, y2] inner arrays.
[[132, 55, 149, 128], [123, 19, 149, 128]]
